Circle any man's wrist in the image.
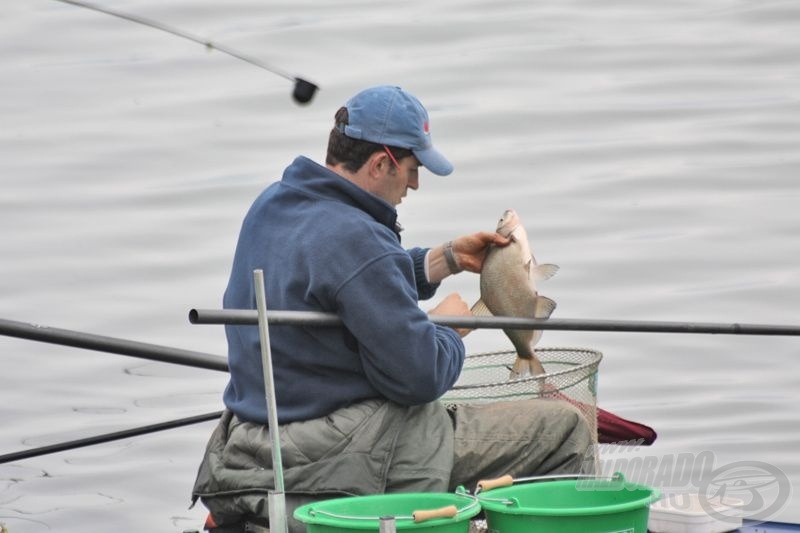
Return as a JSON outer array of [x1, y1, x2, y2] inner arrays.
[[426, 246, 451, 283], [443, 241, 463, 274]]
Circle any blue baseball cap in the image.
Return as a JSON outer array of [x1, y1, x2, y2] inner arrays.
[[342, 85, 454, 176]]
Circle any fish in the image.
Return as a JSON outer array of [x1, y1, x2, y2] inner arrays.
[[471, 208, 559, 379]]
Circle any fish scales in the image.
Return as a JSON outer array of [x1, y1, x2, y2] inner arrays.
[[473, 209, 558, 378]]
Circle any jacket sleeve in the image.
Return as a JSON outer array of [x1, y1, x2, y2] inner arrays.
[[334, 251, 464, 405], [406, 246, 440, 301]]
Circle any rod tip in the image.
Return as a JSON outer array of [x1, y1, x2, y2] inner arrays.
[[292, 78, 318, 105], [188, 309, 199, 324]]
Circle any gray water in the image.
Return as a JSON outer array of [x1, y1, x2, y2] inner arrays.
[[2, 1, 799, 531]]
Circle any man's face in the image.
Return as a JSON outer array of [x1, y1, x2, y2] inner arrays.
[[374, 153, 420, 207]]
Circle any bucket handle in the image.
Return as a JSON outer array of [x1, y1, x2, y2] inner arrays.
[[476, 474, 514, 492], [307, 493, 478, 523], [308, 505, 459, 523], [412, 505, 458, 523], [476, 472, 624, 494]]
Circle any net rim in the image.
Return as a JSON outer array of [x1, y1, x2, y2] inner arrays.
[[450, 346, 602, 391]]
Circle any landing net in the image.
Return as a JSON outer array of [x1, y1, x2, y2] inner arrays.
[[442, 347, 602, 446]]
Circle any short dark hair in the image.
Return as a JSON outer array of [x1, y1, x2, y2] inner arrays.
[[326, 107, 413, 173]]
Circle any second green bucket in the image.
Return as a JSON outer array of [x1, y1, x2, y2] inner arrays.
[[478, 473, 660, 533]]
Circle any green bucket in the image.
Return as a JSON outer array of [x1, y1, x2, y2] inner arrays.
[[294, 490, 481, 533], [478, 474, 660, 533]]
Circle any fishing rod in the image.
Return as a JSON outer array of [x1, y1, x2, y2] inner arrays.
[[52, 0, 319, 104], [3, 307, 796, 462], [0, 317, 228, 372], [4, 306, 799, 382], [189, 308, 800, 337], [0, 410, 223, 464], [0, 318, 228, 464]]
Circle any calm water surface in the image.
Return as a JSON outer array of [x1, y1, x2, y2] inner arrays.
[[2, 1, 799, 530]]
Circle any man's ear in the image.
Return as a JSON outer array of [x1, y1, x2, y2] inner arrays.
[[366, 151, 390, 178]]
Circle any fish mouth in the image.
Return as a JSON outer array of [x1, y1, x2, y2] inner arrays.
[[496, 209, 520, 235], [498, 222, 521, 237]]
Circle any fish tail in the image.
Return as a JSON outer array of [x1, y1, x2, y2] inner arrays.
[[528, 350, 547, 376], [509, 357, 527, 379], [508, 356, 545, 379], [508, 355, 546, 379]]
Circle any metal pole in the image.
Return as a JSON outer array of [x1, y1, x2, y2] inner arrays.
[[379, 517, 397, 533], [189, 308, 800, 337], [189, 308, 341, 327], [0, 317, 228, 371], [253, 270, 287, 533]]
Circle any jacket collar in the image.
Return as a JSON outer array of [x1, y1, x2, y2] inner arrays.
[[282, 156, 401, 238]]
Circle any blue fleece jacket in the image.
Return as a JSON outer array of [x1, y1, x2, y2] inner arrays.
[[222, 156, 465, 424]]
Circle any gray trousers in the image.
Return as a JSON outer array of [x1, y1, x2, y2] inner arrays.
[[194, 398, 593, 532], [386, 398, 593, 494], [288, 398, 592, 531], [445, 399, 594, 491]]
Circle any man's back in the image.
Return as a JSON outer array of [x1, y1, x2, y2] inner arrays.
[[221, 155, 464, 425]]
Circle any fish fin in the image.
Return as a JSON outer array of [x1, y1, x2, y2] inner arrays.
[[531, 329, 544, 347], [534, 295, 557, 318], [508, 355, 546, 379], [528, 351, 547, 376], [531, 263, 559, 281], [509, 357, 527, 379], [470, 299, 494, 317], [529, 297, 556, 352]]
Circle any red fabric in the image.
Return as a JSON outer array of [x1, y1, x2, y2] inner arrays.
[[204, 513, 218, 530], [597, 405, 657, 445], [544, 387, 657, 445]]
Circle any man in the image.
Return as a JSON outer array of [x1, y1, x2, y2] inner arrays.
[[192, 85, 592, 532]]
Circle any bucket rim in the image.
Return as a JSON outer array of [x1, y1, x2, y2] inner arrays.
[[294, 491, 481, 528], [478, 478, 661, 517]]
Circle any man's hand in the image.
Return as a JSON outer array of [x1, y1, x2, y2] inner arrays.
[[451, 231, 511, 273], [428, 292, 472, 337]]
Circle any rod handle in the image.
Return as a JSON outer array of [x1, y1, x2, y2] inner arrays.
[[412, 505, 458, 523], [477, 474, 514, 492]]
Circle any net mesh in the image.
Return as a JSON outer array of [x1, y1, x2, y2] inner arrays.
[[442, 347, 602, 445]]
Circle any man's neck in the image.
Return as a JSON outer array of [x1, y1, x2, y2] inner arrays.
[[327, 163, 371, 193]]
